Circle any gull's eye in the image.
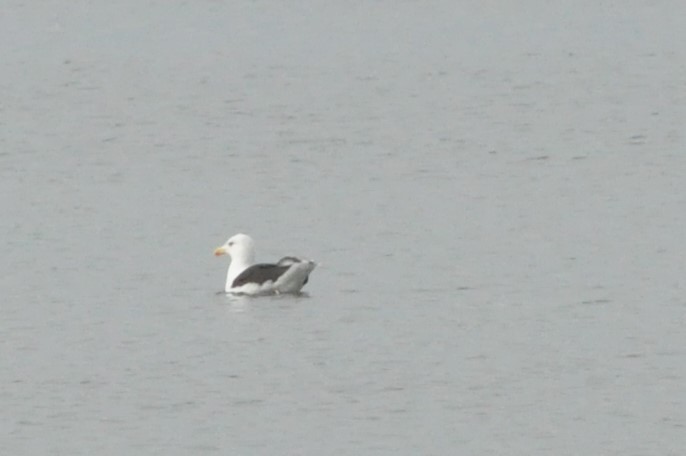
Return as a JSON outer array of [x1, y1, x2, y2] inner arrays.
[[228, 241, 234, 247]]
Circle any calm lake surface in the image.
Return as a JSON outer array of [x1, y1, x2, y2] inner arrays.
[[2, 1, 685, 454]]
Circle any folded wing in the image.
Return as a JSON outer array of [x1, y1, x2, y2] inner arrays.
[[231, 263, 291, 288]]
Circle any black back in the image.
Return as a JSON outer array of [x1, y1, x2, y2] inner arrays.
[[231, 263, 290, 288]]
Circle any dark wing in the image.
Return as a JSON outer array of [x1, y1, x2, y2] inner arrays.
[[231, 263, 291, 288]]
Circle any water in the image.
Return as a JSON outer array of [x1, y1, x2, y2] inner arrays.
[[2, 1, 686, 454]]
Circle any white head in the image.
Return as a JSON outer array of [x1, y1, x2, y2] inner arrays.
[[214, 233, 256, 265]]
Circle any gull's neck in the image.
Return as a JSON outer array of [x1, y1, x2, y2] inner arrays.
[[225, 254, 254, 291]]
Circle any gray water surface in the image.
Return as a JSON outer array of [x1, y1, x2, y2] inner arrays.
[[2, 1, 686, 455]]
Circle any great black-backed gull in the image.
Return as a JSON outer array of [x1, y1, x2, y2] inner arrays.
[[214, 233, 316, 295]]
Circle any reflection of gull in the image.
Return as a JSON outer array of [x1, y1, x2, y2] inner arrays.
[[214, 233, 316, 295]]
